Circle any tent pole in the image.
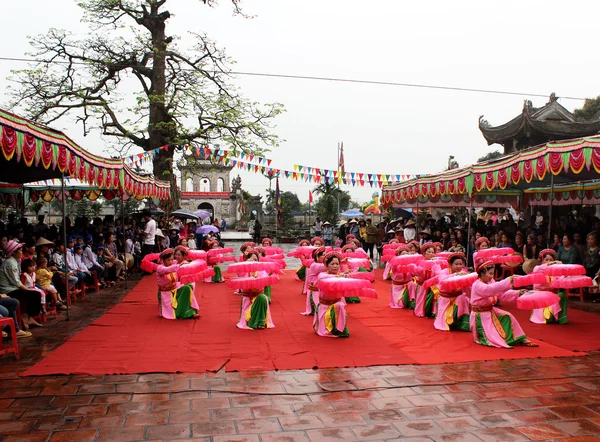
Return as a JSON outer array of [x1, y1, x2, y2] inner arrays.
[[415, 196, 420, 238], [61, 173, 70, 321], [122, 195, 128, 290], [547, 174, 555, 248], [467, 196, 473, 267]]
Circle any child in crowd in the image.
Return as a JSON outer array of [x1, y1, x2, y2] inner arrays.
[[95, 245, 114, 287], [187, 233, 197, 250], [36, 257, 66, 310], [20, 258, 47, 317]]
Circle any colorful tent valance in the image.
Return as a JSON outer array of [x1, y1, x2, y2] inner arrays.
[[391, 191, 520, 210], [0, 109, 170, 199], [525, 180, 600, 207], [382, 135, 600, 207]]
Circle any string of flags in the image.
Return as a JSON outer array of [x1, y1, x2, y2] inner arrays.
[[122, 144, 420, 188]]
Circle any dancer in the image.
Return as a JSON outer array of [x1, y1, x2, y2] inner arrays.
[[293, 239, 311, 281], [471, 259, 538, 348], [233, 248, 275, 330], [530, 249, 568, 324], [434, 252, 471, 332], [155, 248, 200, 320], [314, 252, 350, 337], [301, 246, 326, 316], [414, 243, 440, 318], [389, 244, 417, 309]]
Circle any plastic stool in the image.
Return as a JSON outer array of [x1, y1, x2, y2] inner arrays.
[[0, 317, 20, 360]]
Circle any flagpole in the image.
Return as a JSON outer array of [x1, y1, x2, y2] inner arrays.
[[337, 142, 341, 217]]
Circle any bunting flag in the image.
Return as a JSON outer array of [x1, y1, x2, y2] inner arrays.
[[121, 143, 418, 188]]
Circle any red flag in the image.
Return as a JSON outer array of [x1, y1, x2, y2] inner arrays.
[[309, 191, 313, 203]]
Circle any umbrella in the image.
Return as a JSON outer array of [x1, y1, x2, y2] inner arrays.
[[394, 208, 415, 219], [171, 209, 199, 220], [196, 225, 220, 234], [340, 209, 364, 217], [194, 209, 212, 219]]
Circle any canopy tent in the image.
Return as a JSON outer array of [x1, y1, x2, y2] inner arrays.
[[525, 180, 600, 207], [381, 135, 600, 207], [0, 109, 170, 199], [391, 190, 521, 210], [0, 108, 171, 320]]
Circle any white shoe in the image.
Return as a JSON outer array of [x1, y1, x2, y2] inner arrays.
[[16, 330, 32, 338]]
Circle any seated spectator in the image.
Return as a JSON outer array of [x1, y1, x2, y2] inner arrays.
[[36, 257, 66, 310], [0, 293, 31, 338]]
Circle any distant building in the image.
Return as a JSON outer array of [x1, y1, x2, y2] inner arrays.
[[479, 93, 600, 154], [178, 156, 242, 225]]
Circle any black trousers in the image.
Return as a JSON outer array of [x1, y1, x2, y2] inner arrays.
[[8, 289, 42, 317], [141, 244, 155, 260], [365, 242, 375, 259]]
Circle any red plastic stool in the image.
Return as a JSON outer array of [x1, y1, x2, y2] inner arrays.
[[0, 317, 20, 360]]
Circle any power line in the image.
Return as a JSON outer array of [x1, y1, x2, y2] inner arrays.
[[0, 56, 588, 101]]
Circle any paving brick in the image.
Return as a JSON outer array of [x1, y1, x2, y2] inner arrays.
[[317, 411, 366, 427], [394, 419, 443, 437], [406, 394, 449, 407], [259, 431, 310, 442], [48, 429, 98, 441], [436, 416, 486, 433], [124, 410, 168, 426], [79, 414, 125, 428], [516, 423, 568, 440], [168, 408, 211, 423], [351, 423, 401, 440], [552, 419, 600, 436], [2, 434, 51, 442], [96, 426, 145, 442], [401, 406, 446, 420], [145, 423, 192, 439], [0, 420, 35, 434], [551, 405, 600, 419], [473, 412, 524, 429], [235, 417, 281, 433], [473, 427, 529, 442], [306, 427, 358, 441], [191, 421, 237, 436], [212, 436, 260, 442], [279, 415, 325, 431]]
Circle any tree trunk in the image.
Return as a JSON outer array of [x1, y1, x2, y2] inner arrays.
[[147, 7, 179, 209]]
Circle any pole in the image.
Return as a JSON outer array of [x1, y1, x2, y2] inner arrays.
[[467, 196, 473, 267], [546, 174, 555, 248], [415, 196, 420, 238], [61, 173, 70, 321], [337, 142, 341, 216], [122, 195, 128, 289]]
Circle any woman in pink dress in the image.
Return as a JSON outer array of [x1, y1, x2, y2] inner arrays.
[[236, 248, 274, 330], [314, 252, 349, 337], [414, 243, 440, 318], [434, 252, 471, 332], [530, 249, 568, 325], [156, 249, 200, 320], [470, 259, 538, 348], [382, 239, 399, 280], [302, 246, 326, 316], [389, 244, 417, 309]]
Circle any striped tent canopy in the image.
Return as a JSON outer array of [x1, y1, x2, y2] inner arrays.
[[0, 109, 170, 199], [382, 135, 600, 207], [525, 180, 600, 207]]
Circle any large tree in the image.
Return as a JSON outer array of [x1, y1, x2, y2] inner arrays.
[[313, 181, 350, 225], [477, 150, 503, 162], [9, 0, 284, 206], [573, 95, 600, 120]]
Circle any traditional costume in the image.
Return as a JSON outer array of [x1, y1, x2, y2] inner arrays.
[[314, 252, 350, 337], [433, 253, 471, 332], [389, 244, 417, 309], [156, 249, 200, 320], [530, 249, 568, 325], [302, 247, 327, 316], [414, 243, 441, 318], [470, 260, 529, 348]]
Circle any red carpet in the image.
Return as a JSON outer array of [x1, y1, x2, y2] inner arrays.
[[24, 270, 598, 376]]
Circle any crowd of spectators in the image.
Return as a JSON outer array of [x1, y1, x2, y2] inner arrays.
[[0, 209, 224, 340]]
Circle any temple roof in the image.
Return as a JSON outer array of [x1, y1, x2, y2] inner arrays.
[[479, 93, 600, 153]]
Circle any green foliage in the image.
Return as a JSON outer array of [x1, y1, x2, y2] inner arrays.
[[29, 201, 45, 216], [107, 198, 143, 218], [477, 150, 504, 163], [312, 182, 350, 225], [573, 95, 600, 120], [9, 0, 284, 193]]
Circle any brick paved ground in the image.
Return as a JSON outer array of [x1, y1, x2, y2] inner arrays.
[[1, 275, 600, 441]]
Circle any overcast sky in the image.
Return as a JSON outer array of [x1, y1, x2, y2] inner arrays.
[[1, 0, 597, 204]]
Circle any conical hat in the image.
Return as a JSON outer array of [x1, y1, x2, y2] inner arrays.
[[522, 259, 540, 274], [35, 237, 55, 247]]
